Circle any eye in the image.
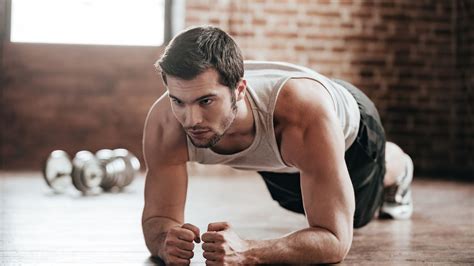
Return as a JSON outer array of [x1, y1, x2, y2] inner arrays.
[[200, 99, 213, 106], [171, 98, 183, 106]]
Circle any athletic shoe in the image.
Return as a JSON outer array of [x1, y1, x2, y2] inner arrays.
[[379, 154, 414, 219]]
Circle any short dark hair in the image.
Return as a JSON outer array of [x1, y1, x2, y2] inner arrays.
[[156, 26, 244, 90]]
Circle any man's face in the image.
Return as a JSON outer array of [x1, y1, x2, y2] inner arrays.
[[166, 69, 238, 148]]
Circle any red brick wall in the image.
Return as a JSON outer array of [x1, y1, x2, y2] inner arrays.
[[185, 0, 473, 179], [1, 42, 164, 169], [1, 0, 472, 179]]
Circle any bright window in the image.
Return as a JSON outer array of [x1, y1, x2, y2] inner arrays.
[[10, 0, 165, 46]]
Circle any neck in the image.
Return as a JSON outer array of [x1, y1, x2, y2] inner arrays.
[[211, 93, 256, 154], [225, 94, 254, 136]]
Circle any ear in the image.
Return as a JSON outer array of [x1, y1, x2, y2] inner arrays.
[[234, 79, 247, 101]]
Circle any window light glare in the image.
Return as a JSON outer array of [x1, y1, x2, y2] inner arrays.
[[10, 0, 165, 46]]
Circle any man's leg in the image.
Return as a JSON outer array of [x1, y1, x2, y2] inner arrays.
[[384, 142, 410, 187], [333, 78, 413, 224], [381, 141, 414, 219]]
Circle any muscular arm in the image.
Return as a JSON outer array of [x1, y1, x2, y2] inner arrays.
[[244, 79, 355, 264], [141, 94, 189, 259], [142, 165, 187, 258]]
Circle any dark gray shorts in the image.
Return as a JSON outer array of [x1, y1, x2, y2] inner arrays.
[[258, 79, 386, 228]]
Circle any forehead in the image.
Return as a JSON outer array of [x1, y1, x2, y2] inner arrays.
[[166, 68, 228, 98]]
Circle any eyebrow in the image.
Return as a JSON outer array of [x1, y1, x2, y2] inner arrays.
[[168, 93, 218, 103]]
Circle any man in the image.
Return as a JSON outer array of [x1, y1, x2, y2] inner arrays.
[[142, 26, 414, 264]]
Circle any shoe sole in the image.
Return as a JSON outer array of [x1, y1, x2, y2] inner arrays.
[[380, 191, 413, 219]]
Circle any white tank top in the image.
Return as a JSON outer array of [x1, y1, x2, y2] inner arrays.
[[187, 61, 360, 173]]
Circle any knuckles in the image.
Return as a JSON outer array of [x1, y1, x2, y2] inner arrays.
[[163, 227, 197, 265], [215, 233, 225, 242], [203, 231, 225, 243], [165, 223, 237, 265], [208, 221, 231, 231], [216, 243, 225, 251], [169, 227, 193, 242], [169, 227, 180, 234], [182, 223, 195, 228], [165, 238, 176, 247], [164, 245, 174, 254]]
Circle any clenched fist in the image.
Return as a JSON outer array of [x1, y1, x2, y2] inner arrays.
[[201, 222, 250, 265], [162, 223, 201, 264]]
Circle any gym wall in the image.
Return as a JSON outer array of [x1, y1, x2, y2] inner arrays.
[[183, 0, 473, 179], [0, 0, 472, 179]]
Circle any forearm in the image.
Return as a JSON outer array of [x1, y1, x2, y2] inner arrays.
[[244, 227, 350, 264], [142, 216, 181, 258]]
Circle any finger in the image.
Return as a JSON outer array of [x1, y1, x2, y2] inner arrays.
[[203, 251, 223, 261], [202, 242, 225, 253], [207, 221, 230, 232], [202, 242, 219, 252], [174, 227, 196, 242], [170, 248, 194, 260], [181, 223, 201, 243], [176, 239, 195, 251], [202, 232, 224, 243]]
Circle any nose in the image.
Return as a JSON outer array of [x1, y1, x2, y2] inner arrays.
[[183, 105, 203, 128]]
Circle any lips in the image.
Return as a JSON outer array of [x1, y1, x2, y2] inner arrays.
[[187, 129, 211, 138]]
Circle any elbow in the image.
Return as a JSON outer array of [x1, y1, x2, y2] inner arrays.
[[305, 234, 351, 264], [323, 243, 349, 264], [331, 237, 352, 264], [332, 249, 349, 264], [323, 231, 352, 264]]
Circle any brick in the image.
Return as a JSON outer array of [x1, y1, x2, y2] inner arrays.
[[306, 10, 341, 17]]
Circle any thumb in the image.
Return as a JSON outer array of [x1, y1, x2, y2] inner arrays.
[[181, 223, 201, 243], [207, 221, 231, 232]]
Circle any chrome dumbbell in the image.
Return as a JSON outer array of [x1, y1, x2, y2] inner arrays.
[[43, 149, 140, 194], [71, 150, 105, 194], [42, 150, 74, 193], [95, 148, 141, 192]]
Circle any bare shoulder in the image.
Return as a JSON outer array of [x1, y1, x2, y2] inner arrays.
[[274, 78, 342, 168], [143, 93, 188, 170], [274, 78, 336, 131]]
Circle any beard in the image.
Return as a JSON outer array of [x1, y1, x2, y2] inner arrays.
[[187, 130, 224, 148], [187, 95, 238, 148]]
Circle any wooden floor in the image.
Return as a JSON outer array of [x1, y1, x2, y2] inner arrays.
[[1, 170, 473, 265]]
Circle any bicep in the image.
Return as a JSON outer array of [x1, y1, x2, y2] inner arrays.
[[281, 105, 355, 247]]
